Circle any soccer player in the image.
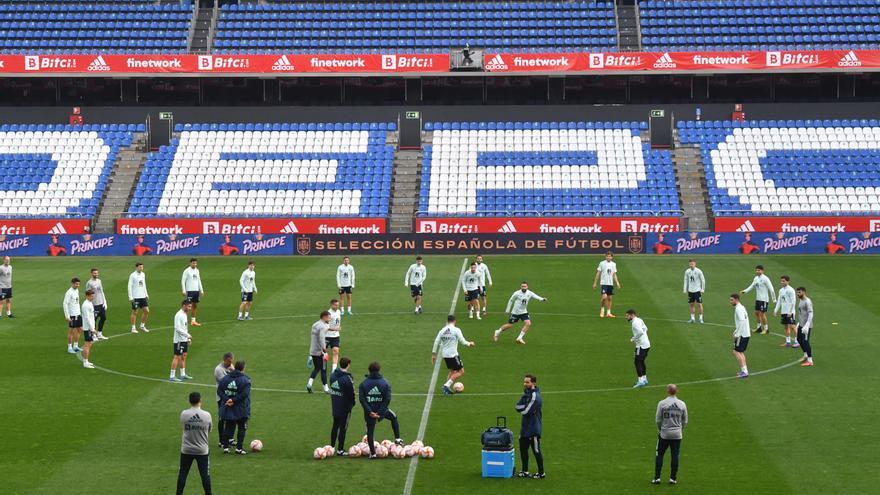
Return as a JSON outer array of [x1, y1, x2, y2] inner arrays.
[[182, 258, 204, 326], [80, 289, 97, 369], [336, 256, 355, 315], [0, 256, 14, 318], [128, 262, 150, 333], [682, 259, 705, 323], [176, 392, 213, 495], [475, 255, 492, 314], [170, 300, 194, 382], [329, 356, 356, 456], [730, 294, 751, 378], [514, 374, 544, 479], [774, 275, 798, 347], [626, 309, 650, 388], [796, 287, 815, 367], [327, 299, 343, 372], [214, 352, 234, 448], [86, 268, 109, 340], [592, 251, 621, 318], [307, 311, 331, 394], [652, 384, 688, 485], [358, 361, 403, 458], [238, 261, 257, 321], [741, 264, 775, 335], [432, 315, 475, 396], [404, 256, 427, 314], [63, 277, 82, 354], [493, 282, 547, 345], [461, 263, 482, 319], [218, 360, 251, 455]]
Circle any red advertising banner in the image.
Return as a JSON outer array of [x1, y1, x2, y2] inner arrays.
[[116, 217, 387, 235], [715, 216, 880, 233], [0, 219, 90, 235], [416, 217, 681, 233]]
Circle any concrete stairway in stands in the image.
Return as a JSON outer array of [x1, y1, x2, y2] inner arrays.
[[388, 132, 423, 233], [92, 134, 149, 233], [615, 1, 642, 51], [671, 138, 712, 231], [188, 6, 216, 54]]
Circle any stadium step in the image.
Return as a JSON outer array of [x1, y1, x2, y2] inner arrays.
[[92, 137, 149, 233], [671, 135, 712, 231], [389, 147, 424, 234], [615, 2, 642, 51], [188, 7, 216, 54]]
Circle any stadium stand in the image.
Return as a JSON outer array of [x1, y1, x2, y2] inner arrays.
[[214, 1, 617, 53], [419, 122, 679, 217], [0, 124, 142, 218], [640, 0, 880, 52], [127, 123, 396, 218], [678, 119, 880, 216], [0, 0, 191, 53]]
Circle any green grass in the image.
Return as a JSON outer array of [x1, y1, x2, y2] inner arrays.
[[4, 254, 878, 494]]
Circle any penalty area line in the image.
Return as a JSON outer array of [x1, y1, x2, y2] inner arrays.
[[403, 257, 468, 495]]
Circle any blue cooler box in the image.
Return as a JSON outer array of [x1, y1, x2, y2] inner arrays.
[[482, 449, 515, 478]]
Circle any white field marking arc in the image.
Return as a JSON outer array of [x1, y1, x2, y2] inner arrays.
[[403, 257, 469, 495], [79, 311, 802, 396]]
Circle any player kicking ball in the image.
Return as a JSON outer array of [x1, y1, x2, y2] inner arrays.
[[592, 251, 620, 318], [432, 315, 475, 396], [461, 263, 482, 320], [493, 282, 547, 345]]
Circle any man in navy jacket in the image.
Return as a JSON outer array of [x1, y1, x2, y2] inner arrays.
[[515, 374, 544, 479], [329, 357, 356, 455], [217, 360, 251, 455], [358, 361, 403, 458]]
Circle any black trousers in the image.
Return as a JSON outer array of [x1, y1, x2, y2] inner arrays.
[[634, 347, 650, 377], [331, 412, 351, 451], [654, 436, 681, 480], [519, 436, 544, 474], [796, 326, 813, 358], [364, 409, 400, 454], [94, 304, 107, 333], [176, 453, 211, 495], [222, 417, 248, 449], [310, 355, 327, 384], [217, 416, 226, 445]]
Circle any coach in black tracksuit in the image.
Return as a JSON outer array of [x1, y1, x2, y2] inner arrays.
[[514, 374, 544, 479], [358, 361, 402, 457], [329, 357, 356, 455]]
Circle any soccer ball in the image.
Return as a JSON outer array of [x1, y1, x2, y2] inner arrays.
[[411, 440, 424, 448], [358, 443, 371, 456], [348, 445, 361, 457], [249, 439, 263, 452], [313, 447, 326, 460], [404, 445, 416, 457], [322, 445, 335, 457], [453, 382, 465, 393], [421, 446, 435, 459], [376, 445, 388, 458], [409, 444, 422, 456], [381, 439, 393, 449]]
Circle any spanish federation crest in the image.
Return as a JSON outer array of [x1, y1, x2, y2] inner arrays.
[[296, 236, 311, 255], [628, 235, 644, 254]]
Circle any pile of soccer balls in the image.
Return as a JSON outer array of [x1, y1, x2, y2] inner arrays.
[[313, 438, 435, 460]]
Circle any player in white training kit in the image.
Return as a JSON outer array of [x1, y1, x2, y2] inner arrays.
[[475, 255, 492, 315], [626, 309, 651, 388], [774, 275, 798, 348], [683, 259, 706, 324], [238, 261, 257, 320], [741, 264, 775, 335], [493, 282, 547, 344], [0, 256, 14, 318], [593, 252, 621, 318], [81, 289, 97, 369], [404, 256, 427, 314], [432, 314, 475, 396], [63, 277, 83, 354], [170, 300, 194, 382], [128, 262, 150, 333], [86, 268, 109, 340], [336, 256, 355, 315], [461, 262, 482, 320], [326, 299, 343, 372], [730, 294, 751, 379], [181, 258, 204, 326], [795, 287, 814, 367]]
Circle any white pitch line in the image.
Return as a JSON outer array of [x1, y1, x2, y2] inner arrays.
[[403, 257, 468, 495]]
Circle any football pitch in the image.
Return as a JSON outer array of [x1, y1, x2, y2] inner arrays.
[[5, 254, 878, 494]]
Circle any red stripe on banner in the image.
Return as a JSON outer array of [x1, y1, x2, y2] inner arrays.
[[0, 219, 90, 235], [115, 217, 388, 235], [715, 216, 880, 233], [415, 217, 681, 233]]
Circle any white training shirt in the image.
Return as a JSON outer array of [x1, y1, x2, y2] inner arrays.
[[239, 268, 257, 293], [63, 287, 81, 319], [743, 274, 775, 303], [476, 262, 492, 287], [85, 278, 107, 307], [336, 264, 355, 288], [734, 303, 751, 338], [181, 267, 203, 293], [597, 260, 617, 286], [128, 271, 148, 300], [0, 264, 12, 289], [461, 270, 481, 291], [173, 309, 191, 344], [82, 300, 96, 332], [405, 263, 427, 286], [683, 267, 706, 293], [506, 289, 545, 315], [775, 285, 797, 315], [326, 308, 342, 338], [432, 324, 470, 358], [631, 316, 651, 349]]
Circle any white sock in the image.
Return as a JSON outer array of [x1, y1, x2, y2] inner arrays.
[[690, 313, 694, 320], [699, 315, 704, 321], [763, 324, 768, 331], [323, 384, 329, 391], [181, 368, 186, 376], [131, 325, 136, 331], [170, 370, 176, 379], [517, 331, 526, 340], [807, 357, 813, 363], [244, 312, 249, 317], [494, 328, 502, 337], [786, 337, 791, 343], [741, 366, 748, 373], [238, 312, 243, 318], [68, 344, 73, 350], [444, 379, 453, 388], [332, 364, 337, 372], [307, 378, 314, 387], [140, 322, 145, 328]]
